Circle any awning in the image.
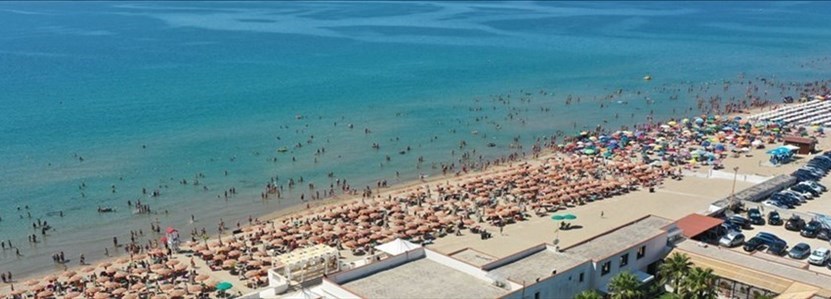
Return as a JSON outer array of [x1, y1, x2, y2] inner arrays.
[[674, 213, 724, 238]]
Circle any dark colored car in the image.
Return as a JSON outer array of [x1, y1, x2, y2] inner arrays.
[[802, 221, 822, 238], [768, 211, 783, 226], [789, 243, 811, 259], [818, 228, 831, 241], [766, 241, 788, 256], [743, 237, 765, 252], [792, 184, 820, 197], [786, 215, 806, 231], [728, 215, 752, 229], [747, 208, 764, 225], [755, 232, 785, 246]]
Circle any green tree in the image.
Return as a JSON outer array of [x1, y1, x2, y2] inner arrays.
[[658, 293, 681, 299], [681, 267, 717, 299], [658, 252, 692, 294], [574, 290, 602, 299], [608, 272, 643, 299]]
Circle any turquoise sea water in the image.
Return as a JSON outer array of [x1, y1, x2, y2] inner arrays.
[[2, 1, 831, 278]]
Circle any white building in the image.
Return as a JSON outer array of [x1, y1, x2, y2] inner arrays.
[[251, 215, 680, 298]]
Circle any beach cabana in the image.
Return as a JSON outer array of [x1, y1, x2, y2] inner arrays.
[[374, 238, 420, 256], [273, 244, 339, 282]]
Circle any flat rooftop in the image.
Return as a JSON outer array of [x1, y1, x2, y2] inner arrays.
[[341, 258, 507, 299], [450, 249, 497, 267], [491, 247, 587, 284], [564, 215, 673, 260]]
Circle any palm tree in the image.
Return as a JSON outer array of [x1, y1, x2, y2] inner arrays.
[[658, 252, 692, 294], [608, 272, 643, 299], [681, 267, 717, 299], [574, 290, 602, 299]]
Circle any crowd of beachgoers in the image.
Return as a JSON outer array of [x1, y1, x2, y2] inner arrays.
[[3, 75, 831, 298], [6, 100, 831, 298]]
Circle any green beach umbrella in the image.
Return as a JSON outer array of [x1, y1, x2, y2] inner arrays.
[[216, 282, 233, 291], [583, 148, 597, 155], [551, 214, 577, 221]]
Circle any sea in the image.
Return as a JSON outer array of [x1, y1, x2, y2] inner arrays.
[[2, 1, 831, 279]]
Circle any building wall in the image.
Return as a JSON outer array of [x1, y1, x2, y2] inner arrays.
[[501, 261, 594, 299], [591, 232, 669, 291]]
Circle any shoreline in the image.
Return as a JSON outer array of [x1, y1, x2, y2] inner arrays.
[[0, 96, 793, 284]]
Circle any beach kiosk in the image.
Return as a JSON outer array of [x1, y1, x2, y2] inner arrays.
[[782, 136, 816, 155]]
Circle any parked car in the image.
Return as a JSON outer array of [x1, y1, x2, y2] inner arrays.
[[768, 211, 783, 225], [818, 228, 831, 241], [789, 243, 811, 259], [747, 208, 764, 225], [798, 181, 825, 193], [792, 184, 820, 197], [719, 232, 745, 247], [809, 248, 831, 266], [786, 215, 806, 231], [766, 241, 788, 256], [782, 189, 811, 201], [805, 180, 827, 191], [728, 215, 752, 229], [764, 200, 789, 209], [743, 237, 765, 252], [755, 232, 785, 246], [720, 222, 742, 233], [802, 220, 822, 238]]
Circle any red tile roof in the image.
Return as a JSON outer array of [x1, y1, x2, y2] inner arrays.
[[675, 213, 724, 238]]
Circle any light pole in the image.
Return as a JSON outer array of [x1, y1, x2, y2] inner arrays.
[[730, 167, 739, 210]]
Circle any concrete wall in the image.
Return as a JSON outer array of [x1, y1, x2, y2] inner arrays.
[[501, 261, 593, 299], [591, 232, 669, 291], [425, 249, 521, 290]]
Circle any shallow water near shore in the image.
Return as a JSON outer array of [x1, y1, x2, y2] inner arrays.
[[2, 1, 831, 279]]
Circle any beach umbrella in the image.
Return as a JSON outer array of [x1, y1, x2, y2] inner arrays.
[[188, 284, 204, 293], [169, 289, 186, 298], [216, 281, 233, 291]]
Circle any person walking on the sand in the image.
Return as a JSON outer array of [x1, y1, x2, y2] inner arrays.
[[601, 211, 605, 218]]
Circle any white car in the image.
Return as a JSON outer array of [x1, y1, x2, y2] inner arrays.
[[719, 232, 745, 247], [784, 189, 811, 201], [799, 182, 824, 193], [808, 248, 830, 266]]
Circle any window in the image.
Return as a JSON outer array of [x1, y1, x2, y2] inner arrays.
[[534, 292, 540, 299], [620, 253, 629, 267], [601, 261, 611, 276], [637, 246, 646, 259], [579, 272, 584, 282]]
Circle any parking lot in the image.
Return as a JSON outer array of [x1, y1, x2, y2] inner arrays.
[[725, 153, 831, 276]]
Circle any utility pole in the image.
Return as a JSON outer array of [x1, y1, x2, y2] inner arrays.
[[730, 167, 740, 210]]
